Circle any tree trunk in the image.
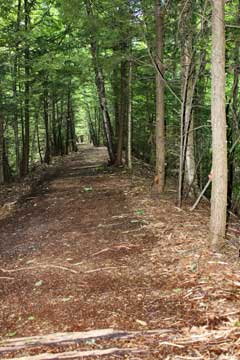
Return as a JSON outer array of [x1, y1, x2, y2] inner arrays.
[[228, 1, 240, 211], [12, 0, 22, 178], [127, 60, 133, 170], [84, 0, 116, 164], [68, 89, 78, 152], [43, 86, 51, 164], [209, 0, 227, 250], [51, 94, 58, 156], [30, 106, 40, 165], [154, 0, 165, 193], [0, 114, 4, 184], [116, 47, 128, 165], [180, 1, 197, 194], [21, 0, 31, 177]]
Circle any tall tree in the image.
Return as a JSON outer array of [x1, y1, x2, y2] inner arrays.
[[84, 0, 116, 164], [209, 0, 227, 249], [179, 0, 197, 195], [0, 114, 4, 184], [154, 0, 165, 193], [12, 0, 22, 178], [21, 0, 31, 176]]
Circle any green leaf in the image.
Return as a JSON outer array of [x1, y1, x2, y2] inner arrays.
[[35, 280, 43, 287], [6, 332, 17, 337], [61, 296, 74, 302], [190, 262, 198, 273], [28, 316, 35, 321], [83, 186, 93, 192], [173, 288, 182, 294], [135, 209, 145, 216]]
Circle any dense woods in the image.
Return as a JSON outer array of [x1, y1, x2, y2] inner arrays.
[[0, 0, 239, 248]]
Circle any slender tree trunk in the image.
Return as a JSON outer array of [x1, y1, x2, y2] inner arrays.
[[112, 66, 120, 143], [68, 88, 77, 152], [210, 0, 227, 249], [36, 121, 43, 163], [228, 1, 240, 211], [3, 139, 12, 182], [58, 98, 64, 156], [43, 86, 50, 164], [0, 114, 4, 184], [13, 0, 22, 178], [84, 0, 115, 164], [21, 0, 31, 176], [86, 103, 98, 146], [127, 60, 133, 170], [154, 0, 165, 193], [52, 94, 58, 156], [180, 1, 197, 194], [30, 106, 39, 165], [116, 59, 128, 165]]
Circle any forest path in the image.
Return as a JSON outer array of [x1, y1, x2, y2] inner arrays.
[[0, 146, 240, 359]]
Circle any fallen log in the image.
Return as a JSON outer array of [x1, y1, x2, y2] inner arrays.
[[0, 329, 127, 354], [0, 328, 172, 355], [2, 347, 147, 360]]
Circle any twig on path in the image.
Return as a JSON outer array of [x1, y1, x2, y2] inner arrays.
[[92, 244, 139, 257], [91, 247, 111, 257], [0, 264, 78, 275], [2, 347, 147, 360], [0, 276, 14, 280], [85, 266, 127, 274]]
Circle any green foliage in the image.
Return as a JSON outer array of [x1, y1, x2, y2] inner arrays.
[[0, 0, 239, 214]]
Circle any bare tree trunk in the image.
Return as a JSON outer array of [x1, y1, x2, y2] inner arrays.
[[30, 106, 39, 165], [0, 114, 4, 184], [84, 0, 116, 164], [51, 94, 58, 156], [43, 86, 51, 164], [68, 89, 78, 152], [154, 0, 165, 193], [127, 60, 133, 170], [210, 0, 227, 250], [116, 58, 128, 165], [181, 1, 197, 193], [36, 120, 43, 163], [228, 1, 240, 211], [21, 0, 31, 177], [12, 0, 22, 178]]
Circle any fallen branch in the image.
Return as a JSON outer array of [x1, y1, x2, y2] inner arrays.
[[84, 266, 127, 274], [3, 347, 147, 360], [190, 178, 211, 211], [0, 264, 78, 275], [92, 244, 139, 257], [0, 328, 173, 355]]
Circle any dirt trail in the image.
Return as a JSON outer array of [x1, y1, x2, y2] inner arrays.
[[0, 146, 240, 359]]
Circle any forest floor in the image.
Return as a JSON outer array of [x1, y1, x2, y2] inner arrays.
[[0, 145, 240, 360]]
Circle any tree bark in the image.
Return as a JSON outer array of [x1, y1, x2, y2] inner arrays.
[[209, 0, 227, 249], [180, 1, 197, 193], [0, 114, 4, 184], [116, 57, 128, 165], [127, 60, 133, 170], [154, 0, 165, 193], [21, 0, 31, 176], [43, 86, 51, 164], [84, 0, 116, 164], [51, 94, 58, 156], [12, 0, 22, 178]]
